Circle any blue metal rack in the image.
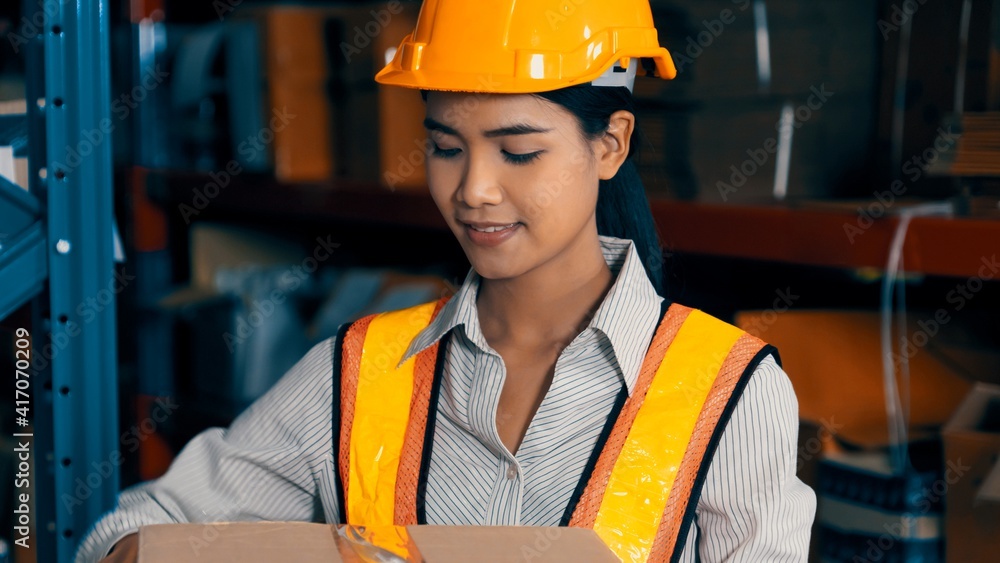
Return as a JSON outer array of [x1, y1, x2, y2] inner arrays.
[[1, 1, 119, 561]]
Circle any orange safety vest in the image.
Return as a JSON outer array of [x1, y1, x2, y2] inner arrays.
[[330, 297, 777, 562]]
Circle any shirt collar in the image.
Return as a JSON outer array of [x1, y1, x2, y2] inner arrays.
[[396, 235, 663, 395]]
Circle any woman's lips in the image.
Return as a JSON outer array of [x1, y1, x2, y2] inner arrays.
[[464, 222, 522, 247]]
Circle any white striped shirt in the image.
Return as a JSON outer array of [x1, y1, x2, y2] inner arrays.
[[76, 236, 815, 562]]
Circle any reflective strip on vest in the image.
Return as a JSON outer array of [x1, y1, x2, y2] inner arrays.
[[345, 300, 439, 526], [337, 300, 770, 562], [591, 309, 743, 562]]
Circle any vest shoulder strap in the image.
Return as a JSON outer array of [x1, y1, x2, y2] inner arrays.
[[570, 303, 776, 563], [336, 298, 449, 526]]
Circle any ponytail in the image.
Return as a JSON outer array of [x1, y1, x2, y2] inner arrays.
[[535, 85, 666, 296], [595, 159, 664, 295]]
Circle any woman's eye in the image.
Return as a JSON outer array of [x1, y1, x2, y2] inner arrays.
[[431, 144, 462, 159], [502, 150, 543, 165]]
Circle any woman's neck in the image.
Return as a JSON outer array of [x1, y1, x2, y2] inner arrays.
[[476, 235, 614, 352]]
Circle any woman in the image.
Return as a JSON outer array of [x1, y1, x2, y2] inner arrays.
[[82, 1, 815, 561]]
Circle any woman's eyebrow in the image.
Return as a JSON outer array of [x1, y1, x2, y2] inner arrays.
[[423, 117, 459, 135], [422, 117, 551, 138], [482, 123, 552, 138]]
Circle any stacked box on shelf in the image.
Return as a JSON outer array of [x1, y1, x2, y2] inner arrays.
[[0, 100, 28, 191], [247, 2, 424, 187], [322, 3, 398, 185], [636, 0, 877, 202], [372, 2, 427, 191], [734, 308, 1000, 563], [942, 383, 1000, 563], [258, 7, 335, 182]]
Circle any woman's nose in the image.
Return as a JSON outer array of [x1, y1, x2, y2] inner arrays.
[[457, 152, 504, 208]]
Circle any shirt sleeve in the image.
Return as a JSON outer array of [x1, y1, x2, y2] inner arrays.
[[689, 353, 816, 562], [74, 338, 339, 563]]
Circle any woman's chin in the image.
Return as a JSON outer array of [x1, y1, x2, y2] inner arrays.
[[467, 258, 528, 282]]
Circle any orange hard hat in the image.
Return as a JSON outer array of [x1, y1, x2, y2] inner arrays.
[[374, 0, 677, 94]]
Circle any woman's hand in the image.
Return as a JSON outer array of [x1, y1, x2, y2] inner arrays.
[[98, 532, 138, 563]]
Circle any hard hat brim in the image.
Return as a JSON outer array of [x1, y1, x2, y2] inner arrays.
[[374, 49, 677, 94]]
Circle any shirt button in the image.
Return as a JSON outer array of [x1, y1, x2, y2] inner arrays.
[[506, 467, 517, 480]]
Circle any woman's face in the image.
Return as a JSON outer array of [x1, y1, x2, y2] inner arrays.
[[424, 92, 614, 282]]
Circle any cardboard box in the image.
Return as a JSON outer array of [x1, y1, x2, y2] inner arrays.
[[942, 383, 1000, 563], [268, 76, 335, 182], [137, 522, 619, 562], [376, 3, 427, 192], [258, 7, 336, 182], [0, 99, 28, 191], [631, 0, 878, 201], [734, 310, 974, 448], [244, 2, 425, 186]]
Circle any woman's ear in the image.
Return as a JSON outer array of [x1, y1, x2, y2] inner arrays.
[[595, 110, 635, 180]]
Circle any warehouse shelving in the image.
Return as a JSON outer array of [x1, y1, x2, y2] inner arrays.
[[150, 169, 1000, 280], [652, 199, 1000, 279], [0, 1, 120, 562]]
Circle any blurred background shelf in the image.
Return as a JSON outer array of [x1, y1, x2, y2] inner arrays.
[[653, 199, 1000, 279], [146, 169, 448, 231], [149, 169, 1000, 279]]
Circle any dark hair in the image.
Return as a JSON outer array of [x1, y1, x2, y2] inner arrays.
[[535, 85, 665, 296]]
